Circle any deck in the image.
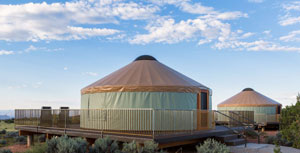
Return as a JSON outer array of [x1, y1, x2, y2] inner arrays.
[[16, 125, 242, 148]]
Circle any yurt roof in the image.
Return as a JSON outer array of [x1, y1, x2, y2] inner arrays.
[[218, 88, 281, 107], [81, 55, 209, 94]]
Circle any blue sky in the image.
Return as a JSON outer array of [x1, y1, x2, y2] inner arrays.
[[0, 0, 300, 109]]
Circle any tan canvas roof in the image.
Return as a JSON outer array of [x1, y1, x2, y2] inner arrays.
[[218, 88, 281, 107], [81, 55, 209, 94]]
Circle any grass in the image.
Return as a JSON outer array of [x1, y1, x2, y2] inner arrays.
[[0, 121, 17, 148], [0, 121, 15, 132], [22, 143, 47, 153]]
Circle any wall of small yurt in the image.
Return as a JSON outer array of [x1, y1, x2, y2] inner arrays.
[[217, 88, 281, 123], [80, 55, 213, 131]]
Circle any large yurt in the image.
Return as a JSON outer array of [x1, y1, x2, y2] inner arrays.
[[80, 55, 213, 131], [217, 88, 282, 124]]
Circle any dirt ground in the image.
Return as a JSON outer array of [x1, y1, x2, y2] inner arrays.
[[2, 144, 29, 153], [247, 130, 278, 144]]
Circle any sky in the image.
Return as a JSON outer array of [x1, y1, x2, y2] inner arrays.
[[0, 0, 300, 110]]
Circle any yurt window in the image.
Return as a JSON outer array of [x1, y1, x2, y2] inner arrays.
[[201, 92, 208, 110], [277, 106, 281, 114]]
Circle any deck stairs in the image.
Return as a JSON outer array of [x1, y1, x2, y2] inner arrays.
[[215, 133, 246, 146], [214, 110, 259, 146]]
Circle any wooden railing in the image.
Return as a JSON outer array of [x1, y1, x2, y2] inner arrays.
[[15, 109, 215, 137]]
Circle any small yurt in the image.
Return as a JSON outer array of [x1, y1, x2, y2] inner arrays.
[[80, 55, 213, 131], [218, 88, 281, 124]]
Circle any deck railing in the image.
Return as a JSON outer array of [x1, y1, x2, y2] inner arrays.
[[15, 109, 215, 137], [215, 110, 255, 126], [254, 114, 280, 124]]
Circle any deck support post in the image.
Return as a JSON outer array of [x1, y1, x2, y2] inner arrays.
[[27, 135, 34, 147]]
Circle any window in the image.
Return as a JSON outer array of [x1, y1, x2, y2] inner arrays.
[[277, 106, 281, 114], [201, 92, 208, 110]]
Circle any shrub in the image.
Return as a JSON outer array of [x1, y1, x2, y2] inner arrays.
[[15, 136, 27, 144], [38, 134, 46, 143], [46, 135, 88, 153], [0, 149, 12, 153], [244, 128, 258, 138], [0, 129, 6, 135], [122, 141, 139, 153], [273, 141, 282, 153], [24, 143, 47, 153], [196, 138, 230, 153], [265, 132, 292, 146], [122, 140, 165, 153], [4, 119, 14, 124], [280, 93, 300, 149], [5, 131, 18, 138], [90, 137, 120, 153], [0, 139, 7, 145]]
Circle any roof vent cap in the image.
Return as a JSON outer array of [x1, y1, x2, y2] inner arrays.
[[243, 88, 254, 91], [134, 55, 157, 61]]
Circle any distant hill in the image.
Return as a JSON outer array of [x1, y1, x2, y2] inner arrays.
[[0, 110, 14, 119], [0, 115, 11, 120]]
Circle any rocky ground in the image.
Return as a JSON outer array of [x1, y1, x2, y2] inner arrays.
[[230, 143, 300, 153]]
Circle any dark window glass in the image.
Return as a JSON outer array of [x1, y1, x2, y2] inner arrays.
[[277, 106, 281, 114], [201, 92, 208, 110]]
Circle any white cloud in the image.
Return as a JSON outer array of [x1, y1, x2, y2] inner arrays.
[[214, 40, 300, 52], [19, 45, 64, 54], [280, 30, 300, 42], [279, 2, 300, 26], [83, 72, 98, 76], [64, 67, 68, 71], [25, 45, 38, 53], [248, 0, 264, 3], [263, 30, 271, 35], [130, 0, 247, 45], [130, 16, 233, 44], [0, 0, 157, 41], [0, 50, 14, 55]]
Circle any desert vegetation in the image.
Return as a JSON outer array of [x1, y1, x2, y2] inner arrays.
[[262, 93, 300, 149]]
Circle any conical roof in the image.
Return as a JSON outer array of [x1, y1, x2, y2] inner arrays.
[[81, 55, 209, 94], [218, 88, 281, 107]]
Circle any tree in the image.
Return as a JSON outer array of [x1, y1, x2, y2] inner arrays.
[[280, 93, 300, 148]]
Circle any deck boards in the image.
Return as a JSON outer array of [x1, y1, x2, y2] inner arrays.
[[16, 125, 241, 148]]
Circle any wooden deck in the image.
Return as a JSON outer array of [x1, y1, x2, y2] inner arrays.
[[16, 125, 242, 148]]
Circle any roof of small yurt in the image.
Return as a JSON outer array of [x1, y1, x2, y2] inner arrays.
[[81, 55, 209, 94], [218, 88, 281, 107]]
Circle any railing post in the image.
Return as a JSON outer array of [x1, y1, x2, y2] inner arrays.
[[191, 110, 193, 134], [65, 110, 67, 133], [152, 109, 155, 139]]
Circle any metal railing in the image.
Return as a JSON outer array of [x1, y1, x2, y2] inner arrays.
[[215, 110, 255, 127], [15, 109, 215, 137], [255, 114, 280, 124]]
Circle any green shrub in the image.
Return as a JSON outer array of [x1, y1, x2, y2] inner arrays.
[[46, 136, 59, 153], [280, 93, 300, 149], [15, 136, 27, 144], [196, 138, 230, 153], [273, 141, 282, 153], [244, 128, 258, 138], [122, 140, 165, 153], [46, 135, 88, 153], [90, 137, 120, 153], [38, 134, 46, 143], [0, 129, 6, 135], [0, 139, 7, 145], [265, 136, 276, 144], [122, 141, 139, 153], [4, 119, 14, 124], [265, 132, 291, 146], [24, 143, 47, 153], [0, 149, 12, 153], [5, 131, 18, 138]]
